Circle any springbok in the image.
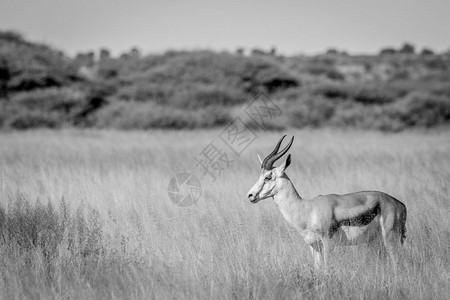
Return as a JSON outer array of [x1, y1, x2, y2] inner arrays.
[[247, 135, 407, 268]]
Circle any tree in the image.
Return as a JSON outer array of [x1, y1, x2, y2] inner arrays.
[[74, 51, 95, 67], [379, 47, 396, 55], [399, 43, 415, 54], [269, 47, 277, 56], [420, 48, 434, 56], [236, 48, 245, 55], [251, 48, 266, 56], [326, 48, 339, 55], [130, 47, 141, 59], [0, 30, 24, 43], [99, 48, 111, 60]]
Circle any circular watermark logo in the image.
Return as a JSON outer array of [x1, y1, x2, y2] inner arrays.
[[167, 172, 202, 207]]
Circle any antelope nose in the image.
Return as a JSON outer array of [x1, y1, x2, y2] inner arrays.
[[248, 193, 254, 200]]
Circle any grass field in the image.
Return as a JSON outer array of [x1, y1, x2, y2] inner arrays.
[[0, 129, 449, 299]]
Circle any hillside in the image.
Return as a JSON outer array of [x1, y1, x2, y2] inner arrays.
[[1, 31, 449, 131]]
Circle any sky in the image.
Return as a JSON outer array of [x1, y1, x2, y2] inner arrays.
[[1, 0, 450, 56]]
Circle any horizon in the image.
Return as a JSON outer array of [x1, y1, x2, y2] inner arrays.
[[2, 0, 450, 56], [2, 29, 446, 58]]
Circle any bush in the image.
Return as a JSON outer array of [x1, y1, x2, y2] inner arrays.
[[137, 51, 299, 94], [330, 105, 406, 131], [168, 85, 247, 108], [287, 96, 335, 128], [387, 92, 450, 127], [302, 58, 344, 80], [430, 83, 450, 98], [0, 101, 8, 127], [94, 101, 233, 129], [423, 57, 448, 70], [312, 83, 351, 100], [351, 85, 401, 105], [1, 87, 92, 128], [241, 58, 300, 92], [1, 31, 450, 131], [10, 87, 86, 113], [277, 87, 305, 102], [0, 32, 79, 92], [5, 110, 61, 129], [325, 69, 345, 81], [116, 82, 174, 103], [314, 83, 405, 105], [329, 92, 450, 131]]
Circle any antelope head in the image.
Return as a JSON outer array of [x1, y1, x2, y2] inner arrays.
[[247, 135, 294, 203]]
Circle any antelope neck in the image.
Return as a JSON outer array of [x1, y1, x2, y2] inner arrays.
[[272, 174, 308, 226]]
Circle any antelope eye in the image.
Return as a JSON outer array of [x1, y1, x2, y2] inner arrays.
[[264, 176, 271, 181]]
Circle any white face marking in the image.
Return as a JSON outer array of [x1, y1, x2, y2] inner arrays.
[[247, 168, 278, 203]]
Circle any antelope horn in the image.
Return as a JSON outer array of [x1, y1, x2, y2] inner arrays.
[[262, 135, 294, 170], [261, 135, 285, 168]]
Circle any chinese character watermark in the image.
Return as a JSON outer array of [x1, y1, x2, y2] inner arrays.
[[167, 90, 283, 207], [194, 141, 234, 181], [219, 117, 258, 156]]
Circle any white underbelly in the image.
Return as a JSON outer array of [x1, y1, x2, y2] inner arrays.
[[332, 216, 381, 246]]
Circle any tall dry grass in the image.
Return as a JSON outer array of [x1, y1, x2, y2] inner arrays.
[[0, 129, 449, 299]]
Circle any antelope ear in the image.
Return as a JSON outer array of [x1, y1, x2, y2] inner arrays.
[[277, 154, 291, 173], [257, 154, 263, 165]]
